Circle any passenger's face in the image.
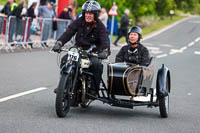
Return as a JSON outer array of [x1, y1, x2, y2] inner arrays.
[[85, 12, 94, 23], [129, 32, 139, 43]]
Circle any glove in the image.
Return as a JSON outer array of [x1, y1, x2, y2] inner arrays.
[[52, 41, 62, 53], [98, 50, 109, 59]]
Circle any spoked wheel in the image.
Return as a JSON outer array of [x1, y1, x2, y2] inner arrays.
[[159, 77, 169, 118], [55, 73, 73, 118]]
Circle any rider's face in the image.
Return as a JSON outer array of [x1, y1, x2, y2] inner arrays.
[[129, 32, 139, 43], [85, 12, 95, 23]]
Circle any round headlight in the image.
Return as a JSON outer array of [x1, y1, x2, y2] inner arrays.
[[69, 47, 78, 53]]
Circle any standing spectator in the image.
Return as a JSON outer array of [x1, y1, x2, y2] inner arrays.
[[38, 2, 56, 47], [27, 2, 37, 19], [58, 6, 73, 20], [27, 2, 37, 48], [8, 0, 24, 43], [1, 0, 18, 43], [113, 9, 130, 46], [12, 1, 25, 39], [1, 0, 17, 16], [56, 6, 73, 39], [1, 1, 11, 16], [99, 8, 108, 28], [51, 3, 57, 39]]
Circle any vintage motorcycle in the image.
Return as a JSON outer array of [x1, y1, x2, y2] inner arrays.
[[53, 45, 171, 118]]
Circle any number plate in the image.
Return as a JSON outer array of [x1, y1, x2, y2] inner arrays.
[[68, 51, 79, 61]]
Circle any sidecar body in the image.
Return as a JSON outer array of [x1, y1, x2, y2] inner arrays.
[[97, 57, 171, 118]]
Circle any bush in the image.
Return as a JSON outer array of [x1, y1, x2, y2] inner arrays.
[[136, 16, 159, 28]]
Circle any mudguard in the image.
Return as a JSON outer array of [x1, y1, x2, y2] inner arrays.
[[61, 63, 73, 74], [156, 64, 171, 98]]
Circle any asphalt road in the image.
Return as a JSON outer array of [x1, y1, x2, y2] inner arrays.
[[0, 16, 200, 133]]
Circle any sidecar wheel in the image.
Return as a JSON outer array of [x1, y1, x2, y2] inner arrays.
[[158, 77, 169, 118], [56, 74, 72, 118]]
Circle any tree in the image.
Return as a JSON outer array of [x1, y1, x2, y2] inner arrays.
[[127, 0, 157, 22], [156, 0, 176, 16]]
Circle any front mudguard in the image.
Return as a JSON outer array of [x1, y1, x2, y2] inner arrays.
[[60, 63, 73, 75], [156, 64, 171, 98]]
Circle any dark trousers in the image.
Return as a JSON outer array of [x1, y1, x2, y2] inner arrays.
[[89, 56, 103, 89], [114, 29, 128, 45]]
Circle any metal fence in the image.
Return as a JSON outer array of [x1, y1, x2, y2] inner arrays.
[[0, 16, 72, 53]]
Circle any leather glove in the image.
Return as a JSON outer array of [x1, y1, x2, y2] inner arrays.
[[98, 50, 110, 59], [52, 41, 62, 53]]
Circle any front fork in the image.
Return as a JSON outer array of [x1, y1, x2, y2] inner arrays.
[[81, 76, 87, 104]]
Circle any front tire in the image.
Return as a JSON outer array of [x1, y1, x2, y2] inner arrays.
[[55, 73, 72, 117]]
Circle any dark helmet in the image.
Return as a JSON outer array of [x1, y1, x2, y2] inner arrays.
[[82, 0, 101, 20], [128, 26, 143, 44]]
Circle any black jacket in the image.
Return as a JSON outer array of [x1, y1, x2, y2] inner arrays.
[[27, 7, 36, 19], [1, 2, 11, 15], [11, 5, 24, 19], [115, 44, 150, 66], [58, 11, 73, 20], [57, 16, 110, 52], [120, 14, 129, 30]]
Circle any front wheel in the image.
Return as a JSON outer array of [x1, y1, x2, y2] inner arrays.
[[55, 73, 72, 117], [158, 77, 169, 118]]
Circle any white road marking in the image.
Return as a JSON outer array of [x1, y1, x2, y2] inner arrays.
[[188, 42, 195, 47], [188, 93, 192, 96], [156, 54, 168, 58], [147, 46, 163, 54], [169, 49, 181, 54], [147, 46, 160, 50], [195, 37, 200, 42], [150, 50, 163, 54], [180, 46, 187, 51], [194, 51, 200, 55], [169, 46, 188, 55], [0, 87, 48, 103], [160, 44, 173, 47], [169, 51, 177, 55]]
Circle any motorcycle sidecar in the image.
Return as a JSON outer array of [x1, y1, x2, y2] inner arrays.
[[99, 57, 171, 118]]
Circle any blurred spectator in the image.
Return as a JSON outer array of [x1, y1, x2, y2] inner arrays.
[[27, 2, 37, 48], [12, 1, 25, 40], [58, 6, 73, 20], [51, 3, 57, 39], [56, 6, 73, 39], [1, 0, 17, 16], [40, 0, 48, 6], [11, 1, 25, 19], [8, 0, 24, 43], [99, 8, 108, 28], [38, 2, 56, 47], [27, 2, 37, 19], [114, 9, 130, 46]]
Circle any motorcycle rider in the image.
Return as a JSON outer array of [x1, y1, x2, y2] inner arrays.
[[52, 0, 110, 95], [115, 26, 150, 66]]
